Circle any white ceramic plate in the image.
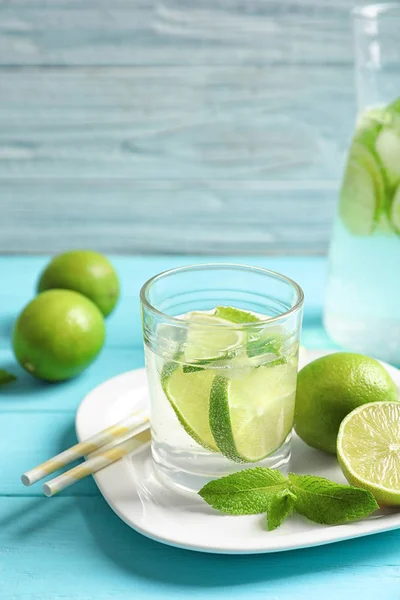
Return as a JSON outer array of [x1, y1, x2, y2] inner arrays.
[[76, 349, 400, 554]]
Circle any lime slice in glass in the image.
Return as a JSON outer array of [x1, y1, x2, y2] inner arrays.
[[390, 185, 400, 233], [209, 361, 296, 463], [214, 306, 260, 324], [183, 311, 244, 364], [337, 402, 400, 506], [214, 305, 286, 364], [161, 360, 218, 451]]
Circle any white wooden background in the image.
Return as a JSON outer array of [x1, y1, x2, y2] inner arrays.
[[0, 0, 357, 254]]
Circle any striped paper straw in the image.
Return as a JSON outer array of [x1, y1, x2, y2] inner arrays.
[[21, 409, 149, 486], [43, 428, 151, 497]]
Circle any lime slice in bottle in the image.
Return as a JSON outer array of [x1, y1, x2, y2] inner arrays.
[[339, 157, 379, 235], [354, 107, 386, 151], [183, 311, 244, 364], [209, 362, 296, 463], [390, 184, 400, 233], [337, 402, 400, 506], [375, 126, 400, 187], [161, 359, 218, 451]]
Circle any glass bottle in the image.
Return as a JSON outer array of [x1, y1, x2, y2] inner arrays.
[[324, 3, 400, 364]]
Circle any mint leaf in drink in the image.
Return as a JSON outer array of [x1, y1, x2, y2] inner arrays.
[[0, 369, 17, 385], [199, 468, 288, 515], [288, 473, 379, 525], [266, 489, 296, 531]]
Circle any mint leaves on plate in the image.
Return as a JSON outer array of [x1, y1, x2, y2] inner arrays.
[[198, 468, 379, 531], [0, 369, 17, 386]]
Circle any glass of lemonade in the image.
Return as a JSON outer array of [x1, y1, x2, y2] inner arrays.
[[325, 4, 400, 364], [140, 264, 304, 492]]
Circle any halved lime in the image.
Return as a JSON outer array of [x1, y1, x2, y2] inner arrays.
[[209, 361, 296, 463], [337, 402, 400, 506], [339, 157, 378, 235], [161, 359, 218, 451], [390, 185, 400, 233], [183, 311, 244, 364]]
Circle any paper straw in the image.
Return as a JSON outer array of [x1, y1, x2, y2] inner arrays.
[[21, 409, 149, 486], [43, 428, 151, 497]]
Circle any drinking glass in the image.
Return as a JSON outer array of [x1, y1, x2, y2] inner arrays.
[[141, 264, 304, 492]]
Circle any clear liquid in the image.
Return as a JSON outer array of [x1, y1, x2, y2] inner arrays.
[[325, 102, 400, 365], [144, 309, 298, 492], [325, 219, 400, 364]]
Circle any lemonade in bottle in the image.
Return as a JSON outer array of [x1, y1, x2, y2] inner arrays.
[[141, 265, 303, 492]]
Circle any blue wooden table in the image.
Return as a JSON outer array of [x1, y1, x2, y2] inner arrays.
[[1, 255, 399, 600]]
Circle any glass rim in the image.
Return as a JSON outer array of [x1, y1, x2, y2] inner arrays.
[[353, 3, 400, 20], [140, 263, 304, 328]]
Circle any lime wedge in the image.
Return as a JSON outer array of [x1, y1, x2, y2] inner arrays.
[[390, 185, 400, 233], [214, 306, 260, 324], [209, 362, 296, 463], [183, 311, 244, 364], [337, 402, 400, 506], [214, 305, 286, 364], [161, 359, 218, 451]]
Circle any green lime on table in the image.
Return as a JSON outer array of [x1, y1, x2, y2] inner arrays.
[[161, 360, 218, 451], [338, 402, 400, 506], [295, 352, 398, 454], [209, 361, 297, 463], [13, 289, 105, 382], [38, 250, 120, 317]]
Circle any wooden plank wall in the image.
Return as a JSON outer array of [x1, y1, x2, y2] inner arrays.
[[0, 0, 357, 254]]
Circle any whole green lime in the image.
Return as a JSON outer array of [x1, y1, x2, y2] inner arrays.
[[38, 250, 119, 317], [295, 352, 398, 454], [13, 289, 106, 382]]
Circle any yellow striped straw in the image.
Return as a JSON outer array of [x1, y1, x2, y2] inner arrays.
[[21, 409, 149, 487], [43, 429, 151, 497]]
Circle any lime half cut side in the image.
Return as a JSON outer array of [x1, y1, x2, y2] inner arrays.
[[161, 360, 218, 451], [183, 311, 244, 364], [209, 362, 296, 463], [337, 402, 400, 506]]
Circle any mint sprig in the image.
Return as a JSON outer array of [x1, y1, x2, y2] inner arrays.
[[0, 369, 17, 386], [199, 468, 379, 531]]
